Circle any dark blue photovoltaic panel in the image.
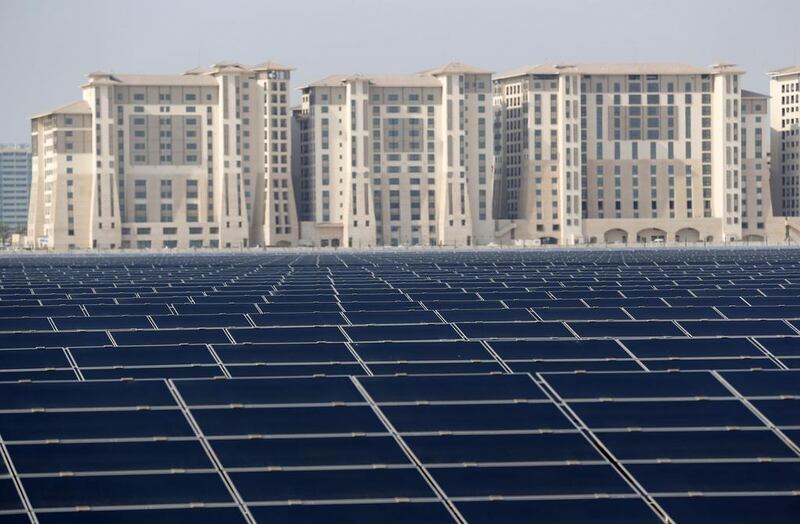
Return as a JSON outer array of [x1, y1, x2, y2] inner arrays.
[[353, 341, 490, 361], [53, 316, 153, 331], [35, 508, 248, 524], [257, 302, 343, 313], [721, 370, 800, 397], [71, 345, 215, 367], [344, 323, 461, 342], [489, 339, 629, 359], [211, 435, 408, 467], [751, 399, 800, 426], [455, 499, 662, 524], [0, 330, 112, 349], [567, 321, 685, 338], [151, 314, 251, 329], [628, 462, 800, 493], [456, 321, 573, 339], [438, 309, 535, 322], [382, 403, 573, 432], [191, 406, 384, 436], [249, 312, 346, 327], [3, 250, 800, 521], [657, 496, 800, 524], [232, 468, 435, 502], [250, 503, 453, 524], [0, 380, 176, 409], [0, 369, 78, 382], [82, 366, 225, 380], [0, 348, 70, 369], [212, 342, 356, 363], [0, 410, 192, 441], [584, 298, 666, 308], [643, 358, 779, 371], [720, 305, 800, 319], [228, 326, 346, 344], [345, 310, 442, 325], [598, 429, 796, 460], [406, 433, 600, 463], [360, 374, 546, 402], [623, 337, 763, 358], [431, 465, 633, 497], [0, 305, 83, 318], [24, 473, 234, 507], [226, 363, 366, 377], [173, 303, 260, 315], [509, 360, 643, 373], [755, 337, 800, 356], [85, 304, 172, 316], [679, 320, 797, 337], [0, 478, 22, 510], [8, 440, 213, 473], [369, 362, 504, 374], [570, 400, 763, 429], [534, 307, 630, 321], [625, 306, 722, 320], [543, 371, 732, 399], [0, 317, 53, 332], [111, 328, 231, 346], [176, 376, 362, 405]]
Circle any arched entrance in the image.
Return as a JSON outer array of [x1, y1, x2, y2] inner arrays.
[[604, 229, 628, 244], [637, 228, 666, 243], [675, 227, 700, 243]]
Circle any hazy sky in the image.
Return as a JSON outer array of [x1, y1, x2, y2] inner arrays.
[[1, 0, 798, 143]]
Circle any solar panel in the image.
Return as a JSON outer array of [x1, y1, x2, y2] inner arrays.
[[455, 499, 662, 524], [3, 249, 800, 523], [211, 435, 408, 468], [250, 503, 453, 524], [34, 508, 248, 524]]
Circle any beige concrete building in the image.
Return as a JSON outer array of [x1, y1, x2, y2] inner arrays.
[[494, 63, 750, 245], [293, 63, 494, 247], [769, 66, 800, 217], [740, 90, 772, 240], [27, 61, 297, 249]]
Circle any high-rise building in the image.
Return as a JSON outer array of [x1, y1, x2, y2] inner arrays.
[[740, 90, 772, 239], [493, 63, 749, 244], [293, 64, 494, 247], [27, 61, 296, 249], [769, 66, 800, 217], [0, 144, 32, 231]]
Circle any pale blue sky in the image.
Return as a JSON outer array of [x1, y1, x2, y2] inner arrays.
[[1, 0, 798, 142]]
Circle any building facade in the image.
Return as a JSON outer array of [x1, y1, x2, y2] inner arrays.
[[0, 144, 32, 231], [494, 64, 750, 244], [27, 62, 297, 249], [29, 60, 800, 249], [293, 64, 494, 247], [769, 66, 800, 217], [740, 90, 772, 239]]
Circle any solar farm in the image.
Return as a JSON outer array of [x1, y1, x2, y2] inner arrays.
[[0, 248, 799, 523]]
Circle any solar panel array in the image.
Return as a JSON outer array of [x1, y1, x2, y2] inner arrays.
[[0, 249, 799, 523]]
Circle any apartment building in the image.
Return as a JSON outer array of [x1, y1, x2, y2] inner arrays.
[[740, 90, 772, 239], [769, 66, 800, 217], [293, 63, 494, 247], [27, 61, 297, 249], [494, 63, 748, 244], [0, 144, 32, 231]]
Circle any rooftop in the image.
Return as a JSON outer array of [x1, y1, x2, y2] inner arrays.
[[32, 100, 91, 119], [495, 63, 731, 80], [742, 89, 769, 99], [419, 62, 492, 75], [303, 73, 441, 89], [769, 65, 800, 77]]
